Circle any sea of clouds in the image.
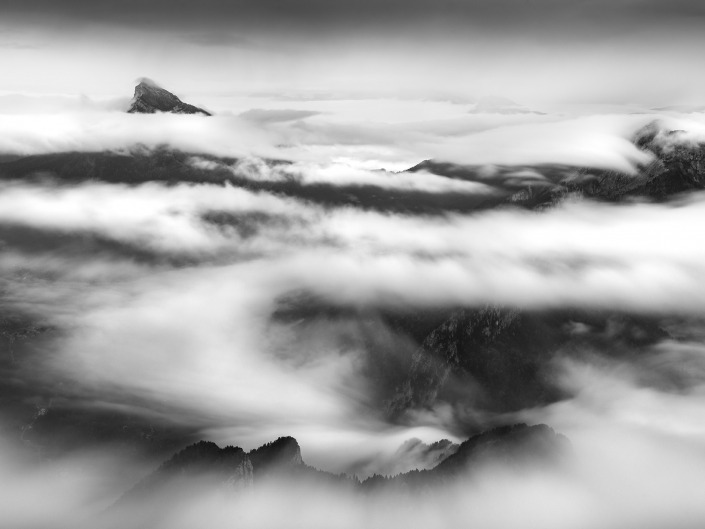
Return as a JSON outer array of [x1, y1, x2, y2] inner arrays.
[[2, 95, 705, 527]]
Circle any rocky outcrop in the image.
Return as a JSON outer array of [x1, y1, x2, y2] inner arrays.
[[408, 120, 705, 207], [632, 122, 705, 195], [127, 79, 211, 115], [385, 307, 670, 421]]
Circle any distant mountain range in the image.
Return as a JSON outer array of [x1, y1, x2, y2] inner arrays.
[[468, 96, 545, 115], [2, 80, 702, 212], [1, 120, 703, 219], [652, 104, 705, 114], [92, 424, 569, 527], [113, 423, 567, 504]]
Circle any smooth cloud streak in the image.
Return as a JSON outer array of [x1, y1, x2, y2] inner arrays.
[[0, 105, 691, 172], [3, 177, 705, 474], [3, 180, 705, 311]]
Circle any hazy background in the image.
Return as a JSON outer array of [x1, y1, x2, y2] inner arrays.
[[2, 0, 705, 106]]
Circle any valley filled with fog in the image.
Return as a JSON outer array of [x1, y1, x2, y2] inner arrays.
[[3, 1, 705, 526], [1, 86, 705, 528]]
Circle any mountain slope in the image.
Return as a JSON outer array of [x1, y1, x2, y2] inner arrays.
[[119, 441, 253, 500], [385, 306, 670, 422], [362, 423, 569, 490]]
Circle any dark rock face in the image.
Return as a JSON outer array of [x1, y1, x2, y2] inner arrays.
[[408, 120, 705, 207], [127, 80, 211, 116], [270, 296, 671, 429], [631, 123, 705, 196], [556, 124, 705, 202], [386, 307, 557, 417], [385, 306, 670, 423]]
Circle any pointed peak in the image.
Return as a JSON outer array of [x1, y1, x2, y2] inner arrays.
[[249, 436, 303, 469], [127, 78, 212, 116], [136, 76, 162, 89]]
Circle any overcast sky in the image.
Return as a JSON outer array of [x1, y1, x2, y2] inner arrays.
[[2, 0, 705, 106]]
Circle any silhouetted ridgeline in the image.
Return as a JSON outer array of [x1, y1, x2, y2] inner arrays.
[[361, 424, 570, 492], [0, 149, 494, 215], [114, 423, 568, 505]]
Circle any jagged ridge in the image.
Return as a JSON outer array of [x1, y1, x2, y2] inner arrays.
[[117, 423, 567, 503]]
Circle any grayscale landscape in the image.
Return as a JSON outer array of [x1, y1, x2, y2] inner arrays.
[[2, 1, 705, 528]]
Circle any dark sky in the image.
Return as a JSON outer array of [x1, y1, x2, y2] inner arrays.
[[4, 0, 705, 33], [2, 0, 704, 104]]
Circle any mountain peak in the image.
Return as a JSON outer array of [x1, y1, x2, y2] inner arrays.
[[432, 423, 571, 477], [136, 76, 161, 89], [248, 436, 303, 472], [127, 80, 211, 116]]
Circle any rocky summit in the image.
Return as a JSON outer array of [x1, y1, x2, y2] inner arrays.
[[127, 78, 211, 116]]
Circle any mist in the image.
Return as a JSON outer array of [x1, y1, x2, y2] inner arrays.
[[4, 179, 705, 311], [3, 1, 705, 525], [1, 173, 705, 475], [0, 105, 663, 171], [4, 370, 705, 529]]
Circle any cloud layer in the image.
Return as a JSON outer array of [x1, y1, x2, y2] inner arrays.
[[0, 106, 672, 173], [2, 87, 705, 527], [3, 171, 705, 475]]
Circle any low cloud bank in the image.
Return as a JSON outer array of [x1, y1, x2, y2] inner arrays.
[[3, 397, 705, 529], [2, 109, 705, 525], [3, 180, 705, 312], [0, 93, 129, 114], [3, 178, 705, 473], [190, 156, 498, 194], [0, 105, 692, 173]]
